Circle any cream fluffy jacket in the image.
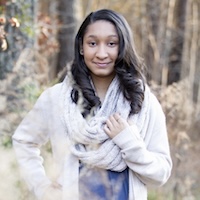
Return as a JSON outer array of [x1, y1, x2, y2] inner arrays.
[[12, 80, 172, 200]]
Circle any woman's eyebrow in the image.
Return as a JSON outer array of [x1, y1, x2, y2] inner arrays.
[[85, 34, 118, 38]]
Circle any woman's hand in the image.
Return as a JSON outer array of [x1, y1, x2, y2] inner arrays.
[[42, 182, 62, 200], [104, 113, 129, 138]]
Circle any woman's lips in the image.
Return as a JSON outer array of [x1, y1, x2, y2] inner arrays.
[[95, 62, 110, 67]]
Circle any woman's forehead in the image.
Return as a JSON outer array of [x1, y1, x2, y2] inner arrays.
[[84, 20, 118, 38]]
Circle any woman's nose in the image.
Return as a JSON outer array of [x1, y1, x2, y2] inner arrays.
[[96, 45, 108, 59]]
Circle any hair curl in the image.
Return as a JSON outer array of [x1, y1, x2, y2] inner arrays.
[[71, 9, 145, 117]]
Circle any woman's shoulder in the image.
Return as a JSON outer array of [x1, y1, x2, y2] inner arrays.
[[35, 80, 65, 106], [144, 84, 165, 116], [41, 82, 63, 98], [43, 75, 72, 96], [144, 84, 159, 103], [39, 76, 73, 104]]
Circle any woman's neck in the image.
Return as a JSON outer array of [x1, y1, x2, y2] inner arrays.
[[91, 76, 115, 103]]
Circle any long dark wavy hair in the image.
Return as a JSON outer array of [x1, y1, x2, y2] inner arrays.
[[71, 9, 146, 117]]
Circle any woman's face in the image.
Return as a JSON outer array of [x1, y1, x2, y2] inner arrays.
[[82, 20, 119, 80]]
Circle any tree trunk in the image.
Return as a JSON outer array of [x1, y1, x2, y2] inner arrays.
[[167, 0, 187, 84], [56, 0, 82, 74]]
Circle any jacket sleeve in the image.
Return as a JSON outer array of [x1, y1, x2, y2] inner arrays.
[[112, 92, 172, 186], [12, 89, 52, 199]]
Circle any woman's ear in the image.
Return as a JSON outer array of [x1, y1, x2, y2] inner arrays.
[[80, 48, 84, 55], [79, 42, 84, 55]]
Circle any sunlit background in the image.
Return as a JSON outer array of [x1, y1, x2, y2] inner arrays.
[[0, 0, 200, 199]]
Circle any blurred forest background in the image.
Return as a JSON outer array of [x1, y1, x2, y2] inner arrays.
[[0, 0, 200, 199]]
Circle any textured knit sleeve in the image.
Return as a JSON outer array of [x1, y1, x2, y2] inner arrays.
[[112, 92, 172, 186], [12, 89, 52, 199]]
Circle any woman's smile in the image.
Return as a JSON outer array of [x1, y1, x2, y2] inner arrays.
[[94, 62, 111, 67]]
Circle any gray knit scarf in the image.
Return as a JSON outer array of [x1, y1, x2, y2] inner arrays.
[[62, 73, 148, 172]]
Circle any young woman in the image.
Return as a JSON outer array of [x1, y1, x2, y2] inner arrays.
[[12, 9, 172, 200]]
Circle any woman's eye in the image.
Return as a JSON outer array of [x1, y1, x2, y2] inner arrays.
[[108, 42, 117, 47], [89, 42, 96, 46]]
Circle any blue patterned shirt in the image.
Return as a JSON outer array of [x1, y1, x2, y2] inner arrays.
[[79, 164, 129, 200]]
